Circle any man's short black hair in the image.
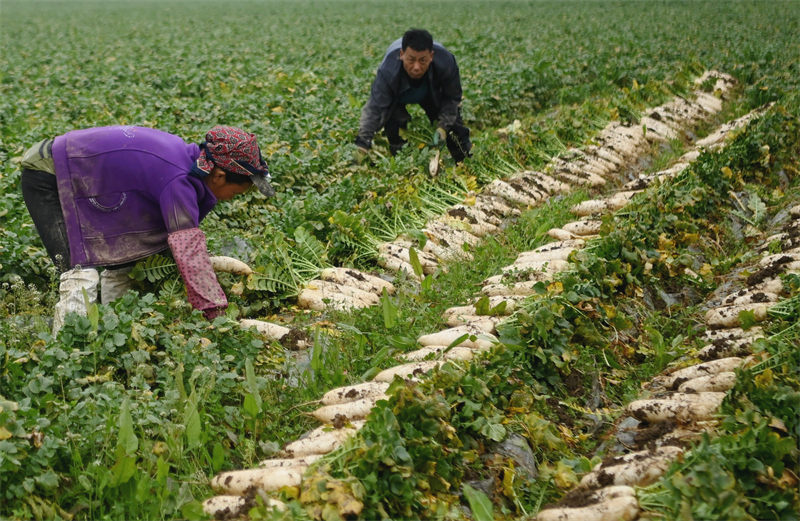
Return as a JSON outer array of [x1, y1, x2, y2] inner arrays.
[[402, 29, 434, 52]]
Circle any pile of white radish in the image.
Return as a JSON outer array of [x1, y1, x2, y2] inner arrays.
[[203, 71, 754, 519], [297, 268, 395, 312]]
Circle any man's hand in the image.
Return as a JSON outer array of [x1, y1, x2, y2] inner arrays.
[[433, 127, 447, 147], [352, 146, 369, 165]]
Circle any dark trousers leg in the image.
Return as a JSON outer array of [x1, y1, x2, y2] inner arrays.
[[419, 97, 472, 163], [383, 105, 412, 156], [20, 169, 72, 273]]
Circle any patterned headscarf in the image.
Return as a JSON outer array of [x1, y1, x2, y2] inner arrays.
[[195, 126, 275, 197]]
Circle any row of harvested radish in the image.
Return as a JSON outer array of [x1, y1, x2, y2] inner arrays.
[[201, 72, 745, 519], [540, 204, 800, 521]]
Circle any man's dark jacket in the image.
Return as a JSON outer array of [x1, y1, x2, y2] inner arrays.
[[355, 38, 463, 149]]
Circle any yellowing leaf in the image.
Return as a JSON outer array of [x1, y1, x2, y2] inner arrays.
[[0, 425, 12, 440], [721, 166, 733, 178], [271, 106, 284, 113]]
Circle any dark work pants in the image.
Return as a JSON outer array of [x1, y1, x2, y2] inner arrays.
[[384, 96, 472, 163], [20, 169, 72, 273]]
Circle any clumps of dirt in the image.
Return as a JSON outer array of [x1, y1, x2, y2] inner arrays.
[[344, 269, 367, 282], [596, 468, 615, 487], [546, 397, 575, 428], [747, 256, 793, 286], [447, 208, 476, 224], [544, 488, 603, 510], [563, 372, 585, 398], [634, 421, 676, 449], [280, 328, 310, 350], [669, 377, 689, 391]]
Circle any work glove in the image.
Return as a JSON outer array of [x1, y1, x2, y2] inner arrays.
[[352, 146, 369, 165], [433, 127, 447, 148]]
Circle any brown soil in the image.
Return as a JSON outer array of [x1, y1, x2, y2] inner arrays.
[[447, 208, 476, 224], [564, 372, 585, 398], [280, 328, 310, 350], [634, 421, 676, 449], [544, 488, 603, 510], [344, 269, 368, 282], [545, 397, 575, 427], [746, 256, 792, 286]]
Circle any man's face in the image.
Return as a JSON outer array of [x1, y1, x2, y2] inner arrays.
[[400, 47, 434, 80]]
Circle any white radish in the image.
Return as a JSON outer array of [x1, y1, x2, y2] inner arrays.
[[203, 495, 286, 517], [547, 228, 578, 241], [311, 397, 382, 424], [297, 288, 372, 312], [626, 392, 727, 423], [447, 204, 502, 226], [259, 455, 322, 468], [483, 279, 551, 297], [209, 256, 253, 276], [516, 248, 576, 263], [378, 243, 438, 274], [759, 250, 800, 267], [304, 280, 380, 305], [727, 291, 779, 306], [549, 168, 606, 188], [424, 221, 481, 250], [240, 319, 290, 341], [442, 297, 520, 318], [473, 194, 521, 217], [321, 382, 390, 406], [485, 179, 543, 206], [504, 259, 570, 273], [319, 268, 395, 295], [445, 315, 501, 332], [439, 216, 497, 237], [377, 254, 421, 281], [533, 239, 585, 252], [372, 361, 443, 382], [702, 326, 763, 343], [397, 345, 477, 362], [284, 422, 364, 457], [512, 171, 572, 194], [705, 303, 769, 329], [580, 446, 683, 489], [418, 326, 497, 349], [678, 372, 737, 393], [534, 496, 639, 521], [562, 220, 602, 236], [210, 466, 305, 494], [660, 357, 744, 389]]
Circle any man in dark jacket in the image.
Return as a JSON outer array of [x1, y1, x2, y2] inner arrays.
[[354, 28, 471, 163]]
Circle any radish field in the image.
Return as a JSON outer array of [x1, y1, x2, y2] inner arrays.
[[1, 1, 799, 521]]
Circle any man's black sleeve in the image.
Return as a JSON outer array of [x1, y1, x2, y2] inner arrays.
[[356, 70, 395, 149], [437, 59, 463, 131]]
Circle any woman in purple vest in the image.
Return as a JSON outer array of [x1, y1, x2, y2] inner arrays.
[[19, 125, 274, 332]]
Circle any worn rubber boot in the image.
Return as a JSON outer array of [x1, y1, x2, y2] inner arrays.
[[52, 268, 99, 335], [100, 266, 134, 305]]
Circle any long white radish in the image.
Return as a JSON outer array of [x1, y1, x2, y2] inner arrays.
[[304, 280, 380, 305], [284, 422, 364, 457], [660, 357, 744, 389], [311, 397, 383, 424], [533, 239, 585, 252], [259, 455, 322, 468], [202, 495, 286, 517], [373, 361, 443, 382], [417, 326, 497, 349], [398, 345, 476, 362], [549, 168, 606, 188], [447, 204, 502, 226], [439, 216, 497, 238], [504, 259, 569, 273], [534, 496, 639, 521], [319, 268, 395, 295], [441, 296, 520, 318], [445, 315, 501, 333], [473, 195, 521, 217], [516, 248, 576, 263], [240, 319, 290, 341], [728, 291, 779, 306], [211, 466, 305, 494], [641, 116, 679, 141], [483, 279, 551, 297], [378, 243, 438, 274], [321, 382, 390, 406], [626, 392, 727, 423], [562, 220, 602, 236], [580, 446, 683, 489], [484, 179, 542, 207], [377, 254, 421, 280], [696, 336, 757, 361], [705, 303, 769, 328], [209, 256, 253, 276], [702, 326, 763, 342], [759, 250, 800, 267], [297, 288, 372, 311], [512, 171, 572, 194], [547, 228, 578, 241], [678, 372, 737, 393]]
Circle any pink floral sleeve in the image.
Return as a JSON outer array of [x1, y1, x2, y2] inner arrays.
[[167, 228, 227, 320]]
